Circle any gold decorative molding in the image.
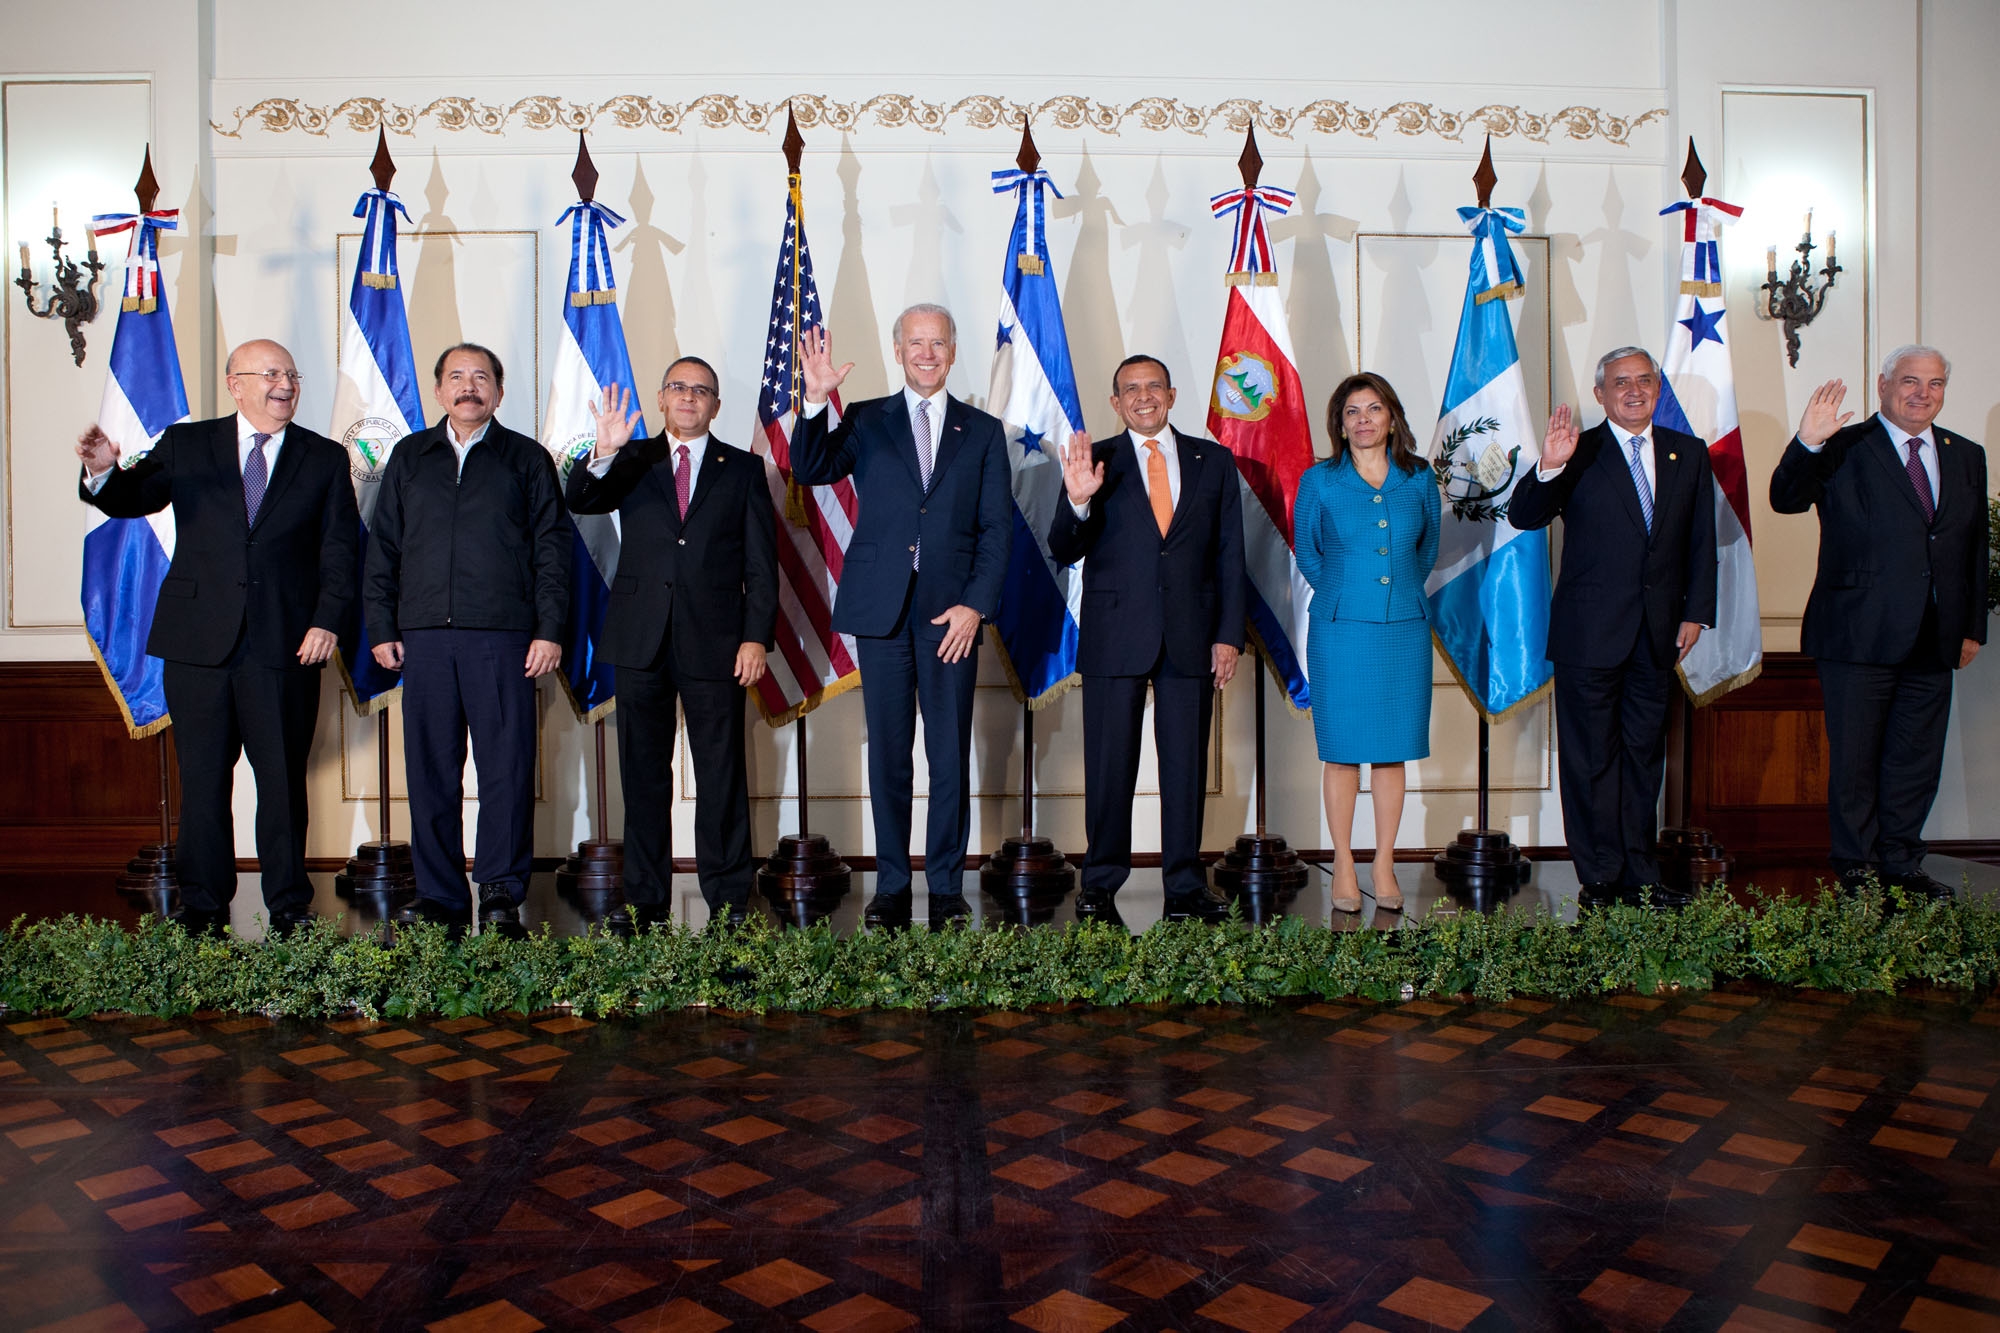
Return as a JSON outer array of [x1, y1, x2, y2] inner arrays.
[[212, 93, 1665, 146]]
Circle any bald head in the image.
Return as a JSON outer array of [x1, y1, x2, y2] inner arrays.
[[223, 340, 301, 434]]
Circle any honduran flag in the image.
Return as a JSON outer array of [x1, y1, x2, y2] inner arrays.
[[1204, 179, 1313, 708], [1422, 204, 1554, 721], [1655, 192, 1761, 705], [328, 184, 424, 712], [80, 206, 188, 738], [988, 162, 1086, 707], [542, 193, 644, 723]]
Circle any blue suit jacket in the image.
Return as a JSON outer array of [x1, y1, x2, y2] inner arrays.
[[789, 391, 1012, 638], [1293, 455, 1440, 626]]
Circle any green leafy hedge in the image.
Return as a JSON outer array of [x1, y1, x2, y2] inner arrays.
[[2, 887, 1994, 1020]]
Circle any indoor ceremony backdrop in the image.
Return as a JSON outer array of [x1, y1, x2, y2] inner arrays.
[[4, 0, 1998, 889]]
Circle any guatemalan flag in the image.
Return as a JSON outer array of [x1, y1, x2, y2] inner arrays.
[[81, 205, 188, 738], [1422, 204, 1554, 721], [328, 183, 424, 712], [988, 161, 1085, 707], [541, 187, 644, 723], [1656, 192, 1762, 704], [1204, 177, 1313, 708]]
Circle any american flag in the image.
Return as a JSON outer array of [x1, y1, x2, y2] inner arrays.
[[752, 173, 860, 724]]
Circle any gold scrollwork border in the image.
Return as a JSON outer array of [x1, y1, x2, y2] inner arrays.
[[211, 93, 1666, 146]]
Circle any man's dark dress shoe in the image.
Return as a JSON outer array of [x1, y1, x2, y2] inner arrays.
[[265, 909, 314, 937], [395, 897, 470, 941], [1163, 885, 1231, 924], [928, 894, 973, 927], [1576, 882, 1625, 910], [173, 906, 230, 938], [1074, 889, 1128, 931], [478, 885, 527, 940], [1887, 870, 1953, 902], [863, 892, 913, 930]]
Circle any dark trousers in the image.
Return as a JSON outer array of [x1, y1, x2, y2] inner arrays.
[[614, 653, 753, 914], [1817, 654, 1952, 876], [1554, 634, 1671, 887], [401, 627, 537, 907], [1081, 646, 1215, 897], [161, 651, 322, 915], [853, 610, 980, 899]]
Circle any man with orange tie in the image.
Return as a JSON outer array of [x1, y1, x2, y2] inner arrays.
[[1051, 354, 1245, 927]]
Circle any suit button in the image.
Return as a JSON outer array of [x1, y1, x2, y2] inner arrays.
[[908, 545, 917, 553], [1379, 576, 1390, 585], [1377, 519, 1387, 528], [1372, 494, 1382, 504], [678, 538, 686, 546], [1377, 547, 1388, 556], [920, 506, 927, 514]]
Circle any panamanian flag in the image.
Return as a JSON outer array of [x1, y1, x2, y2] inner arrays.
[[328, 184, 424, 712], [1204, 178, 1313, 708], [80, 205, 188, 738], [988, 162, 1085, 707], [542, 191, 644, 723], [1656, 192, 1761, 705], [1422, 204, 1554, 721]]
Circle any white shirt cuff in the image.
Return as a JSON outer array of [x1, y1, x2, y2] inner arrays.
[[1798, 437, 1826, 453], [1535, 463, 1565, 482], [1069, 498, 1091, 519], [586, 452, 614, 477], [83, 466, 112, 493], [801, 399, 828, 420]]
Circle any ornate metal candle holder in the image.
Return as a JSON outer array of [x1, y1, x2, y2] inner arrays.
[[1758, 217, 1840, 368], [15, 215, 105, 366]]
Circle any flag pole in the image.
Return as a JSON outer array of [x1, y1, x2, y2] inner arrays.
[[754, 107, 852, 928], [978, 121, 1076, 925], [1209, 127, 1306, 923]]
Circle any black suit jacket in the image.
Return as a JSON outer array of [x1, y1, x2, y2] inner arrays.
[[1510, 421, 1717, 668], [81, 414, 358, 669], [1046, 428, 1247, 677], [564, 435, 778, 678], [789, 393, 1011, 637], [1769, 415, 1989, 664]]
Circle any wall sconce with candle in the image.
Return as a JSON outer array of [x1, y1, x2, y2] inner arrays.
[[1757, 209, 1840, 367], [14, 204, 106, 366]]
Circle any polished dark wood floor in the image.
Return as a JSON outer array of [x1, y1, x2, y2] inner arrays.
[[5, 976, 2000, 1330]]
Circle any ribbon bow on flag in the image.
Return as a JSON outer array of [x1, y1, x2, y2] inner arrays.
[[557, 199, 626, 306], [90, 209, 179, 313], [1659, 196, 1744, 298], [352, 189, 412, 290], [1209, 184, 1295, 282], [1457, 205, 1528, 304], [991, 168, 1063, 276]]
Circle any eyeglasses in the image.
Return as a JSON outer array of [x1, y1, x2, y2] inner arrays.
[[662, 381, 716, 399], [230, 369, 304, 386]]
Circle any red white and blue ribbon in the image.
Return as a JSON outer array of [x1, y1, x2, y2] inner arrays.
[[1659, 196, 1743, 295], [90, 209, 179, 311], [1209, 184, 1294, 277]]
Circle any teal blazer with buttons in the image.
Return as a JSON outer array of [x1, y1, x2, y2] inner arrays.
[[1292, 454, 1441, 624]]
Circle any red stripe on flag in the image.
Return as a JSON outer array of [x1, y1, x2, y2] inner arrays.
[[1205, 288, 1313, 545], [1709, 426, 1753, 541]]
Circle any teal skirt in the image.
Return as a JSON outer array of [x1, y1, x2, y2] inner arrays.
[[1306, 615, 1433, 764]]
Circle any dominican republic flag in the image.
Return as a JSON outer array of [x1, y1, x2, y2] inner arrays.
[[752, 168, 859, 726], [542, 195, 644, 723], [1204, 179, 1313, 708], [988, 163, 1085, 707], [328, 185, 424, 713], [1656, 193, 1761, 705], [1423, 205, 1553, 722], [80, 206, 188, 738]]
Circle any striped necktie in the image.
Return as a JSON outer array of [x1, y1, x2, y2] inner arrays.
[[1627, 435, 1653, 532], [1904, 439, 1936, 523], [244, 432, 270, 525]]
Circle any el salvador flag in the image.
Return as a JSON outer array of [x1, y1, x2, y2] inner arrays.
[[81, 208, 188, 738], [988, 165, 1086, 707], [329, 186, 425, 711], [1422, 205, 1554, 721], [541, 194, 643, 723]]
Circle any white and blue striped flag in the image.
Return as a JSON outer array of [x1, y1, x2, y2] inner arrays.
[[80, 206, 188, 737], [1422, 205, 1553, 721], [329, 185, 424, 712], [987, 163, 1085, 706], [542, 192, 643, 722]]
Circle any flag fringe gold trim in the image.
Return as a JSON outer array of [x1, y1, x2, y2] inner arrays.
[[1679, 656, 1763, 709], [86, 634, 172, 740], [1679, 280, 1722, 297], [1474, 281, 1522, 305], [332, 650, 402, 717], [1241, 623, 1313, 718], [361, 272, 397, 289], [1224, 272, 1280, 287], [1015, 253, 1044, 275], [985, 624, 1082, 710], [1430, 627, 1554, 725], [751, 668, 863, 730], [121, 296, 156, 313]]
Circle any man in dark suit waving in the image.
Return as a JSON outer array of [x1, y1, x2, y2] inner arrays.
[[1511, 347, 1716, 900], [77, 339, 359, 935], [1770, 347, 1987, 898], [791, 306, 1012, 928], [1051, 355, 1244, 926], [565, 357, 777, 923]]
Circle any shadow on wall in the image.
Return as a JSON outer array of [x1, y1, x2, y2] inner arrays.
[[831, 135, 889, 402], [407, 151, 465, 405], [616, 155, 685, 402], [1056, 145, 1126, 439], [1273, 148, 1357, 458]]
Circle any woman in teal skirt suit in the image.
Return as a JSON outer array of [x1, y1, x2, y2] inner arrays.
[[1294, 373, 1441, 912]]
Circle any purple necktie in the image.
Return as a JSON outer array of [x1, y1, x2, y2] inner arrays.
[[1905, 440, 1935, 523], [674, 444, 691, 520], [244, 432, 270, 525]]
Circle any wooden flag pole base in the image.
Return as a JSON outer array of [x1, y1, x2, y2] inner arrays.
[[116, 732, 180, 920], [556, 718, 627, 931], [1212, 646, 1307, 923], [1432, 716, 1531, 911], [757, 714, 852, 928], [1650, 688, 1723, 905], [336, 709, 416, 920], [981, 700, 1076, 925]]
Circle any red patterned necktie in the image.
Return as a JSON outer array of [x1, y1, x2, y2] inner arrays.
[[1905, 439, 1935, 523], [674, 444, 691, 520]]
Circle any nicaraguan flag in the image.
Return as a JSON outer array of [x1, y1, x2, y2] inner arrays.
[[80, 207, 188, 738], [542, 196, 643, 723], [329, 186, 425, 712], [1422, 205, 1554, 721], [988, 165, 1085, 706], [1656, 192, 1761, 705]]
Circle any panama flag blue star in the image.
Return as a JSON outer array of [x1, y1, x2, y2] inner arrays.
[[1679, 301, 1726, 350]]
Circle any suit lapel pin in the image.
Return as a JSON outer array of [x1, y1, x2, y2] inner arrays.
[[1669, 452, 1677, 461]]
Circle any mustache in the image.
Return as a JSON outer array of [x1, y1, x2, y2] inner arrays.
[[454, 392, 485, 404]]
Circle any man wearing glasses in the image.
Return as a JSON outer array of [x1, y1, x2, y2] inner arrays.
[[76, 339, 359, 937], [365, 343, 571, 939], [565, 357, 777, 925]]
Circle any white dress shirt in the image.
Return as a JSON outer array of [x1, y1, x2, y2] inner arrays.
[[445, 419, 492, 478], [588, 431, 711, 496], [1072, 428, 1182, 518], [1536, 421, 1654, 494]]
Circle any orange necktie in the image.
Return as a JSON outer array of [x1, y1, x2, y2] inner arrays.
[[1143, 438, 1172, 536]]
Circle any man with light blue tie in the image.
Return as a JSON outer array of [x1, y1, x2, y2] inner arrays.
[[1511, 347, 1716, 903]]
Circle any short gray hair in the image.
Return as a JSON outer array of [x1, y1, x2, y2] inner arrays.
[[891, 303, 957, 346], [1880, 343, 1952, 381], [1593, 346, 1659, 390]]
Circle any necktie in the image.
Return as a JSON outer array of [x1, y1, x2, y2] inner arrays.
[[1627, 435, 1653, 533], [1905, 439, 1936, 523], [913, 400, 933, 569], [674, 444, 691, 520], [244, 432, 270, 525], [1143, 438, 1173, 537]]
